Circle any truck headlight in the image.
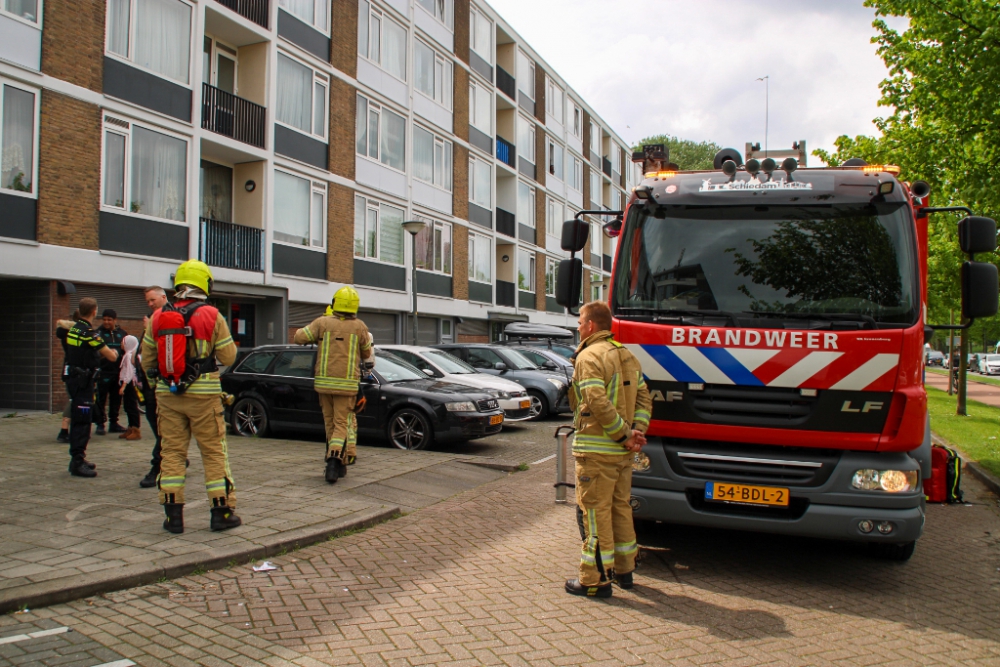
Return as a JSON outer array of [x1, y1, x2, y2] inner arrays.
[[445, 401, 477, 412], [851, 469, 919, 492], [546, 378, 566, 389]]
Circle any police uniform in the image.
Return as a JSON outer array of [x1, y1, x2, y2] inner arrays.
[[95, 322, 127, 431], [59, 319, 107, 475], [568, 330, 652, 595]]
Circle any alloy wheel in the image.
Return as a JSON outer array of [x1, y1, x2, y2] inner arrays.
[[389, 410, 429, 450], [233, 399, 267, 437]]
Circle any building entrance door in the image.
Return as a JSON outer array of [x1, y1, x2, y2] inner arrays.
[[230, 302, 256, 348]]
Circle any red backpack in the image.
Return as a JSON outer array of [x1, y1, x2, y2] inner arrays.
[[152, 301, 218, 393]]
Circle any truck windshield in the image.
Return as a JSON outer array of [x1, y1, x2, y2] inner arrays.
[[612, 202, 919, 327]]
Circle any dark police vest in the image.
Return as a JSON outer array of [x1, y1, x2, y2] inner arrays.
[[62, 320, 105, 379], [97, 325, 126, 373]]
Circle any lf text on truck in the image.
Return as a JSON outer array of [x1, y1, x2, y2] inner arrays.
[[556, 143, 999, 560]]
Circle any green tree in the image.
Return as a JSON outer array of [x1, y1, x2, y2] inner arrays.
[[631, 135, 721, 171]]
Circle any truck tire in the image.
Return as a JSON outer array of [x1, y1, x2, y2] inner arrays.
[[868, 540, 915, 561]]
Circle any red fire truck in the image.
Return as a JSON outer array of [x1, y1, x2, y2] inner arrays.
[[557, 145, 998, 560]]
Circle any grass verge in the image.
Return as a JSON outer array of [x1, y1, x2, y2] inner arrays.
[[927, 386, 1000, 478]]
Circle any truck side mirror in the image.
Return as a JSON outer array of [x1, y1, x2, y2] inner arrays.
[[561, 219, 589, 252], [556, 258, 584, 310], [962, 261, 999, 320], [959, 216, 997, 254]]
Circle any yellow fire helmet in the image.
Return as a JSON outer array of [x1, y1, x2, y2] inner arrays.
[[174, 259, 214, 295], [332, 285, 360, 314]]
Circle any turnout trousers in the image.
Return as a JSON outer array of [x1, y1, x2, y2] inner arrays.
[[318, 393, 357, 461], [575, 452, 638, 586], [156, 393, 236, 508]]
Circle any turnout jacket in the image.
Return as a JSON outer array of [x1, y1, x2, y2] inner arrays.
[[293, 314, 373, 395], [570, 330, 652, 455]]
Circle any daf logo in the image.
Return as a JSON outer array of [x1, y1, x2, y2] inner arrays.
[[841, 400, 884, 413], [650, 390, 684, 402]]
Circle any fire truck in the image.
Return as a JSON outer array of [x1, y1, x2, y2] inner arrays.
[[556, 144, 999, 560]]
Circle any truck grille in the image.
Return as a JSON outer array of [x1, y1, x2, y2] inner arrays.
[[664, 439, 840, 487], [690, 384, 817, 427], [477, 399, 499, 411]]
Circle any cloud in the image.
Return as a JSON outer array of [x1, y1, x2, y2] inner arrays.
[[485, 0, 905, 161]]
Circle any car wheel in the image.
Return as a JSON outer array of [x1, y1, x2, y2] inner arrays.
[[231, 397, 269, 437], [388, 408, 432, 450], [527, 391, 549, 420], [868, 540, 915, 561]]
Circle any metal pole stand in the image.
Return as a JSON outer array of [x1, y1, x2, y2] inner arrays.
[[553, 425, 575, 504]]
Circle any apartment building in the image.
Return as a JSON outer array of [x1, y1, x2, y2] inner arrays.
[[0, 0, 638, 411]]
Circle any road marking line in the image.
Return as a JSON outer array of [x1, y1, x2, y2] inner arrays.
[[531, 454, 556, 464], [28, 627, 70, 638], [92, 660, 136, 667]]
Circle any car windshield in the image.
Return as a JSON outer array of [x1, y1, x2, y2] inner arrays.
[[501, 349, 541, 370], [426, 350, 477, 374], [613, 202, 919, 327], [988, 355, 1000, 362], [375, 353, 427, 382]]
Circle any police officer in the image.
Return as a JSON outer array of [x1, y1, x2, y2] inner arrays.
[[141, 260, 239, 533], [94, 309, 127, 436], [293, 286, 374, 484], [565, 301, 652, 598], [59, 298, 119, 477]]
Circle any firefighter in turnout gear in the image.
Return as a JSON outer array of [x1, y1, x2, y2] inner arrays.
[[141, 260, 240, 534], [293, 286, 374, 484], [566, 301, 652, 598]]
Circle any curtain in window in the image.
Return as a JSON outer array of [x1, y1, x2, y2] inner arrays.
[[273, 170, 310, 245], [473, 160, 491, 208], [353, 195, 366, 256], [413, 126, 433, 184], [379, 204, 404, 264], [415, 218, 432, 270], [6, 0, 37, 21], [517, 117, 533, 161], [199, 161, 232, 222], [472, 84, 491, 133], [279, 0, 316, 27], [277, 55, 312, 133], [441, 140, 452, 191], [355, 96, 368, 155], [1, 86, 34, 192], [473, 12, 491, 62], [382, 18, 406, 80], [102, 131, 126, 206], [107, 0, 130, 57], [381, 108, 405, 171], [135, 0, 191, 84], [131, 127, 186, 221], [517, 51, 533, 97], [357, 1, 369, 57], [440, 224, 451, 274], [414, 41, 433, 98], [313, 82, 325, 138], [516, 182, 532, 226], [311, 190, 324, 247]]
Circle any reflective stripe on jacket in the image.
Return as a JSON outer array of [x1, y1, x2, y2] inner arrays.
[[293, 315, 373, 395]]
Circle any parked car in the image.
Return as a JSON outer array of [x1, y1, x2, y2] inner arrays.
[[380, 345, 533, 421], [432, 344, 571, 419], [981, 354, 1000, 375], [221, 345, 504, 450], [925, 350, 945, 367], [509, 345, 574, 383]]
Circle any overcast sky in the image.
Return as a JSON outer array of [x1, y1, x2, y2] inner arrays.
[[486, 0, 908, 163]]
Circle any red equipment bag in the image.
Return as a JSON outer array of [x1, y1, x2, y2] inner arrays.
[[153, 302, 212, 393], [926, 444, 964, 503]]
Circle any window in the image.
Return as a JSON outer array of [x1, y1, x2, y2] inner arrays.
[[102, 117, 187, 222], [517, 115, 534, 162], [545, 80, 563, 123], [3, 0, 38, 22], [467, 346, 502, 369], [516, 50, 534, 100], [414, 126, 453, 191], [545, 258, 557, 296], [107, 0, 192, 84], [236, 351, 277, 374], [276, 54, 328, 140], [468, 232, 491, 283], [1, 84, 36, 194], [273, 170, 325, 248], [591, 272, 602, 302], [356, 94, 406, 172], [609, 188, 620, 211], [416, 0, 453, 29], [273, 350, 317, 377], [590, 221, 601, 256], [358, 1, 406, 80], [468, 156, 491, 209], [415, 217, 452, 275], [589, 121, 600, 156], [516, 181, 534, 228], [518, 249, 535, 292], [547, 139, 563, 180], [569, 155, 582, 191], [469, 80, 492, 134], [545, 197, 561, 237], [414, 39, 453, 108], [571, 104, 581, 138], [278, 0, 328, 32], [590, 168, 601, 206], [353, 195, 404, 265], [469, 7, 492, 64]]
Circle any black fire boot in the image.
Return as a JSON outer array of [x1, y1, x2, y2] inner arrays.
[[615, 571, 634, 589], [210, 500, 242, 532], [325, 457, 343, 483], [163, 503, 184, 534], [139, 468, 158, 488], [68, 458, 97, 478], [565, 579, 612, 598]]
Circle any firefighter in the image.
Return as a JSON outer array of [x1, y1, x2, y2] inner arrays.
[[293, 286, 374, 483], [59, 298, 119, 477], [94, 309, 128, 436], [141, 260, 240, 534], [565, 301, 652, 598]]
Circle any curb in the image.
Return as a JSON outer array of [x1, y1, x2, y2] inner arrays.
[[0, 505, 399, 615], [461, 459, 521, 473], [930, 433, 1000, 498]]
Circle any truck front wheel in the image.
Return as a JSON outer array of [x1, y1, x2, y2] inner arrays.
[[868, 540, 915, 561]]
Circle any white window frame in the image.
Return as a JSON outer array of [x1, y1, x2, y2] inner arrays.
[[1, 0, 41, 26], [516, 49, 534, 100], [569, 154, 583, 192], [354, 194, 406, 266], [105, 0, 194, 86], [591, 271, 602, 302], [272, 168, 326, 250], [414, 216, 452, 276], [0, 80, 39, 199], [590, 168, 602, 207], [276, 51, 329, 141], [516, 180, 535, 228], [469, 6, 492, 64], [545, 80, 563, 124], [545, 257, 557, 297], [416, 0, 453, 30], [413, 124, 453, 192], [278, 0, 329, 33], [469, 79, 492, 135], [100, 115, 189, 225], [589, 121, 601, 157], [468, 155, 492, 209], [358, 1, 407, 82], [517, 114, 535, 163], [547, 138, 563, 181], [356, 93, 407, 173], [414, 38, 453, 109], [517, 249, 535, 292], [545, 197, 561, 238], [468, 230, 492, 284], [590, 221, 601, 256], [571, 103, 581, 138]]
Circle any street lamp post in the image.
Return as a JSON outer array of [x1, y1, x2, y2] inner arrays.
[[402, 220, 425, 346]]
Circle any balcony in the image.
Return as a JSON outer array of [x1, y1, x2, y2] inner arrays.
[[202, 83, 266, 149], [497, 280, 516, 307], [199, 217, 263, 272], [213, 0, 269, 28], [496, 66, 516, 101], [602, 156, 612, 177], [496, 207, 516, 238], [496, 136, 516, 169]]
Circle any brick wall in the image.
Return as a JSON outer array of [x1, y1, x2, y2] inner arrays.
[[534, 250, 546, 310], [534, 182, 545, 247], [329, 78, 357, 180], [330, 0, 358, 77], [582, 162, 591, 206], [534, 65, 545, 123], [452, 223, 469, 300], [37, 91, 101, 249], [0, 280, 50, 411], [453, 143, 469, 221], [328, 183, 355, 284], [41, 0, 104, 92], [453, 66, 469, 143], [454, 0, 470, 65], [534, 127, 546, 189], [582, 110, 591, 156]]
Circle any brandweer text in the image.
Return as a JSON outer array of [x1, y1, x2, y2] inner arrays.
[[671, 328, 839, 350]]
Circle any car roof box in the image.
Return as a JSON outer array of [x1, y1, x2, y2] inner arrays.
[[504, 322, 574, 340]]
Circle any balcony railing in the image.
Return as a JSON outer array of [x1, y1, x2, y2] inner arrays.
[[496, 207, 515, 238], [602, 156, 612, 177], [202, 83, 266, 148], [213, 0, 269, 28], [496, 66, 516, 100], [497, 280, 516, 307], [496, 136, 516, 169], [199, 217, 263, 272]]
